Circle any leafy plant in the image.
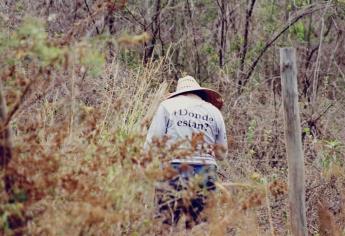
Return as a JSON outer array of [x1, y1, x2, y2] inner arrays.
[[320, 139, 344, 170], [290, 21, 306, 42]]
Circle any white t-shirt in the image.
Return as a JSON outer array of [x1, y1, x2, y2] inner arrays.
[[144, 94, 227, 166]]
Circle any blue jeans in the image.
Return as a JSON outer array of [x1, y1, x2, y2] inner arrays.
[[169, 163, 217, 191], [155, 163, 217, 228]]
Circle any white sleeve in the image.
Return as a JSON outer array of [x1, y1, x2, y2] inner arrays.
[[216, 114, 228, 147], [214, 114, 228, 160], [144, 104, 168, 149]]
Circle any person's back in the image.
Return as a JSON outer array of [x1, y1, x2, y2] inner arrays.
[[145, 93, 227, 165]]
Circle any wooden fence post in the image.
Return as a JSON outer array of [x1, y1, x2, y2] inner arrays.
[[280, 47, 307, 236]]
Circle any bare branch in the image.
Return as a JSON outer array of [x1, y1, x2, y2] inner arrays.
[[84, 0, 100, 34]]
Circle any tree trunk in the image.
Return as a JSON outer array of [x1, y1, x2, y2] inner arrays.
[[218, 0, 227, 68], [186, 0, 201, 79], [238, 0, 256, 92], [144, 0, 161, 64]]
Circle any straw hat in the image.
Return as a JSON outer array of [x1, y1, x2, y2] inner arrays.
[[166, 76, 223, 109]]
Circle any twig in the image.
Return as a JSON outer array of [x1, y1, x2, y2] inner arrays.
[[146, 0, 174, 30], [123, 6, 146, 28], [265, 183, 275, 236], [1, 80, 33, 132], [186, 0, 201, 79], [313, 103, 334, 123], [60, 0, 108, 43], [144, 0, 162, 64], [221, 181, 260, 189], [84, 0, 100, 34], [217, 170, 227, 179], [305, 44, 319, 71], [312, 1, 333, 108], [301, 103, 333, 127], [217, 0, 228, 67]]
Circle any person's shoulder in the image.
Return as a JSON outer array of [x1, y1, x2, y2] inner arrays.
[[159, 97, 181, 112], [203, 101, 221, 112], [203, 101, 224, 119], [161, 96, 187, 107], [160, 97, 176, 107]]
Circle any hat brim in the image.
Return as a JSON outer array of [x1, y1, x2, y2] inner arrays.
[[166, 87, 224, 109]]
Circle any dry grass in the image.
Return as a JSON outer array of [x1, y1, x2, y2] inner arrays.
[[0, 9, 345, 235], [1, 56, 345, 235]]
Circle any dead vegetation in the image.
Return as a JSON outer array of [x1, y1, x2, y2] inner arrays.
[[0, 0, 345, 235]]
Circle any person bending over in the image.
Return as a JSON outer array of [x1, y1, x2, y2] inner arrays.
[[144, 75, 228, 229]]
